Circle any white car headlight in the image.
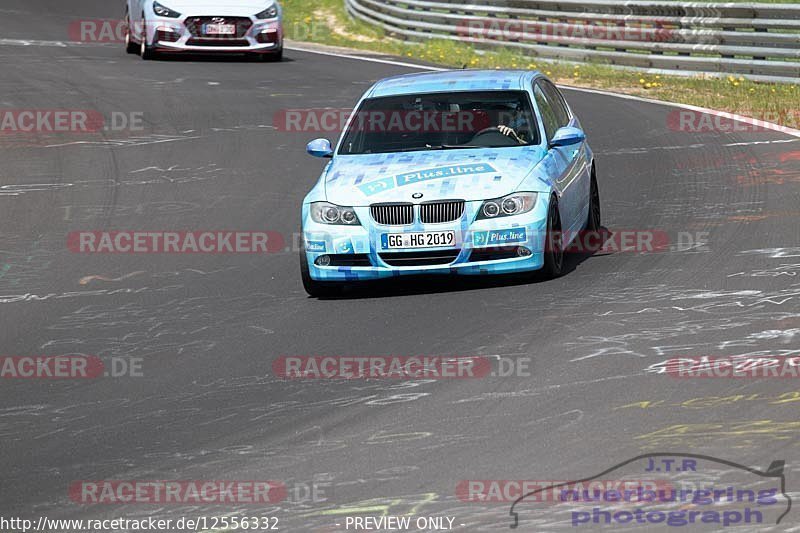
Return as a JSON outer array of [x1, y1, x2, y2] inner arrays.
[[256, 4, 279, 19], [477, 192, 537, 220], [153, 1, 181, 18], [310, 202, 360, 226]]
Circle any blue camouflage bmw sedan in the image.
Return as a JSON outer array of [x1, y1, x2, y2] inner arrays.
[[300, 70, 600, 296]]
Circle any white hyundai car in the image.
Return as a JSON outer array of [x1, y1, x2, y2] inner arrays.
[[125, 0, 283, 61]]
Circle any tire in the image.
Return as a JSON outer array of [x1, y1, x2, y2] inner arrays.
[[586, 166, 601, 231], [124, 13, 138, 54], [541, 195, 564, 279], [253, 48, 283, 62], [300, 249, 341, 297], [268, 47, 283, 62], [140, 18, 156, 60]]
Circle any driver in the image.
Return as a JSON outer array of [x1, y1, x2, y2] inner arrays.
[[495, 104, 529, 144]]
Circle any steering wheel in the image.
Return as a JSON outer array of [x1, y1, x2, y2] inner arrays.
[[470, 127, 521, 147]]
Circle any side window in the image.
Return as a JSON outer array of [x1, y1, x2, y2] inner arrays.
[[533, 84, 559, 142], [540, 80, 571, 128]]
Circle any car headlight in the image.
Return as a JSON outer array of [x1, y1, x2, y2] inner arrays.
[[310, 202, 360, 225], [153, 1, 181, 18], [255, 4, 279, 19], [476, 192, 537, 220]]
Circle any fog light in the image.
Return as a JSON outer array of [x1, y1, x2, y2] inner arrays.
[[156, 28, 180, 42], [315, 255, 331, 267], [516, 247, 532, 257], [256, 29, 279, 44]]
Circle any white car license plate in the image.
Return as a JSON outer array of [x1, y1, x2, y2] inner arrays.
[[204, 23, 236, 35], [381, 231, 456, 250]]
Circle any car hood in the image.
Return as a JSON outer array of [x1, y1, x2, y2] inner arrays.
[[163, 0, 275, 15], [324, 147, 547, 205]]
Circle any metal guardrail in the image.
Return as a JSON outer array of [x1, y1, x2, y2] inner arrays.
[[344, 0, 800, 83]]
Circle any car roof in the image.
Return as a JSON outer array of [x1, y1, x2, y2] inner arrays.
[[366, 69, 542, 99]]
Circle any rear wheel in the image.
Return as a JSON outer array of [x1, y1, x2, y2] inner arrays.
[[300, 249, 341, 297], [541, 196, 564, 279]]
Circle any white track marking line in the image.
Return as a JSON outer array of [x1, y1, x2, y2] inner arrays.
[[286, 44, 445, 72], [44, 135, 201, 148], [725, 138, 799, 147], [599, 137, 799, 156], [0, 38, 106, 47], [563, 85, 800, 139], [286, 44, 800, 140]]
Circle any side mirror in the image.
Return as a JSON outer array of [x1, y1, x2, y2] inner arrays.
[[307, 138, 333, 158], [549, 126, 586, 148]]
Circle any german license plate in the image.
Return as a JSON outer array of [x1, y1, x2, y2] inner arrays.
[[381, 231, 456, 250], [204, 23, 236, 35]]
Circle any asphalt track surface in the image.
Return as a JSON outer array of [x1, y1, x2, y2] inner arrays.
[[2, 1, 800, 531]]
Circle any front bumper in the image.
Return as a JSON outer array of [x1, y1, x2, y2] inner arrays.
[[147, 15, 282, 53], [302, 198, 549, 282]]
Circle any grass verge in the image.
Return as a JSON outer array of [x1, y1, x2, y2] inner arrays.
[[282, 0, 800, 128]]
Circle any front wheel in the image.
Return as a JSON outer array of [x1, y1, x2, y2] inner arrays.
[[140, 19, 156, 60], [252, 48, 283, 62], [300, 249, 341, 297], [124, 13, 138, 54], [541, 196, 564, 279]]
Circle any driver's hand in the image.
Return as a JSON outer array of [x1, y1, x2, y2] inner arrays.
[[498, 125, 524, 144]]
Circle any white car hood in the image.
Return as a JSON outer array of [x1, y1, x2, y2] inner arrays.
[[160, 0, 276, 15]]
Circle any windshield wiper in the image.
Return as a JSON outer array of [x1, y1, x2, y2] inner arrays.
[[369, 144, 483, 154], [377, 146, 437, 153], [439, 145, 482, 150]]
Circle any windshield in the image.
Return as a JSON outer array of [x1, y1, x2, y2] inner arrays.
[[338, 90, 540, 155]]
